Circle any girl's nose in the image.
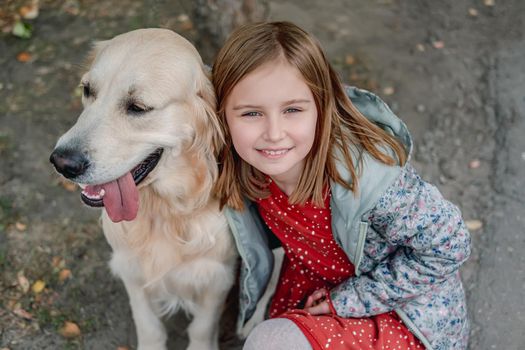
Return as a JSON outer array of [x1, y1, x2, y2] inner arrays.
[[264, 116, 285, 142]]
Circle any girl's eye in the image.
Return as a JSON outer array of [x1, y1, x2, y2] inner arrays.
[[241, 111, 261, 117], [285, 107, 301, 113]]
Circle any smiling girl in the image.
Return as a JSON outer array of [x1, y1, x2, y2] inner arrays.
[[212, 22, 470, 350]]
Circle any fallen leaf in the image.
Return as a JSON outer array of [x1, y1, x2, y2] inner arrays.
[[6, 300, 19, 311], [59, 178, 77, 192], [11, 21, 32, 39], [32, 280, 46, 294], [17, 274, 30, 293], [13, 308, 33, 320], [16, 52, 32, 63], [15, 222, 27, 231], [117, 347, 130, 350], [345, 54, 356, 65], [59, 269, 72, 282], [468, 8, 479, 17], [432, 40, 445, 49], [62, 0, 80, 15], [52, 256, 64, 268], [59, 321, 81, 338], [484, 0, 495, 6], [19, 2, 40, 19], [468, 159, 481, 169], [466, 220, 483, 231]]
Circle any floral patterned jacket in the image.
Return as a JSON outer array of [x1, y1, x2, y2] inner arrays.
[[224, 87, 471, 349]]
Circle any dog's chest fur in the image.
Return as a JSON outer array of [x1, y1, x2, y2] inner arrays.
[[101, 200, 236, 314]]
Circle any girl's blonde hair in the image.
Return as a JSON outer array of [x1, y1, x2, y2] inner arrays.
[[212, 21, 407, 210]]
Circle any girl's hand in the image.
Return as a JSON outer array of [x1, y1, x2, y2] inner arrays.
[[304, 288, 331, 315]]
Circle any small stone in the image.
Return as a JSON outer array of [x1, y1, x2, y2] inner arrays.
[[382, 86, 395, 96], [416, 104, 426, 113], [468, 8, 479, 17], [484, 0, 495, 6], [432, 40, 445, 49], [15, 222, 27, 231], [468, 159, 481, 169], [466, 220, 483, 231], [416, 43, 425, 52]]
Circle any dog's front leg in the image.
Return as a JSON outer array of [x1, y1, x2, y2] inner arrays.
[[123, 279, 168, 350], [186, 287, 229, 350]]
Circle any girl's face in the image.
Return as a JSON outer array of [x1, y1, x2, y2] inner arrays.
[[225, 59, 318, 194]]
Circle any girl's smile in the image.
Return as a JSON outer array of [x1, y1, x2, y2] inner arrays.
[[257, 147, 294, 158], [225, 58, 318, 195]]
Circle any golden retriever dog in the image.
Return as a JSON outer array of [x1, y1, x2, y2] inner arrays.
[[49, 28, 237, 350]]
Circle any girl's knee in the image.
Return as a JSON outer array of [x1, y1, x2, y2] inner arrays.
[[243, 318, 311, 350]]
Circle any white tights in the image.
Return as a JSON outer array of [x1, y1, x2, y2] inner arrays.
[[243, 318, 313, 350]]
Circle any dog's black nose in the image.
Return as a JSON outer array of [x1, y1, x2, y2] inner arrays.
[[50, 148, 90, 179]]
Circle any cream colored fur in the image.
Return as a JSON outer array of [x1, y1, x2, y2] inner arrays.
[[53, 29, 237, 350]]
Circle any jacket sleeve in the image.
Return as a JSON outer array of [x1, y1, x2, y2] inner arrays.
[[329, 164, 471, 317]]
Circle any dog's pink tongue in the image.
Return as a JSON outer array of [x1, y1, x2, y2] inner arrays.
[[102, 172, 139, 223]]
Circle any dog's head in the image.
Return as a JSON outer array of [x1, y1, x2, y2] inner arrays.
[[50, 28, 223, 223]]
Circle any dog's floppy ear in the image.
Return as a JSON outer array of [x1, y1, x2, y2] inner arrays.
[[191, 66, 225, 158]]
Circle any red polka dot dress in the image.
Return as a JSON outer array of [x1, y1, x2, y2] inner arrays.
[[256, 180, 424, 350]]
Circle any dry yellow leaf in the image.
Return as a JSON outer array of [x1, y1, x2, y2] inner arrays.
[[32, 280, 46, 294], [59, 321, 81, 338], [15, 222, 27, 231], [466, 220, 483, 231]]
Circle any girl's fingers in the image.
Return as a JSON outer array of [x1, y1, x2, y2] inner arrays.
[[304, 288, 328, 308], [305, 300, 330, 315]]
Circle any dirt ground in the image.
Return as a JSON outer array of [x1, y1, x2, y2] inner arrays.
[[1, 0, 524, 349]]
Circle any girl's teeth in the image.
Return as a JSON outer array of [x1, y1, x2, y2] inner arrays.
[[264, 149, 287, 155]]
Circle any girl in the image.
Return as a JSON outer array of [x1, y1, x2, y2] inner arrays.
[[212, 21, 470, 350]]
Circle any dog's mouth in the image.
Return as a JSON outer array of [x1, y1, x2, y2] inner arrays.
[[79, 148, 163, 222]]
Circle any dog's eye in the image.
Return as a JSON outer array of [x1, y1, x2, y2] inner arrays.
[[82, 83, 93, 98], [127, 103, 150, 114]]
